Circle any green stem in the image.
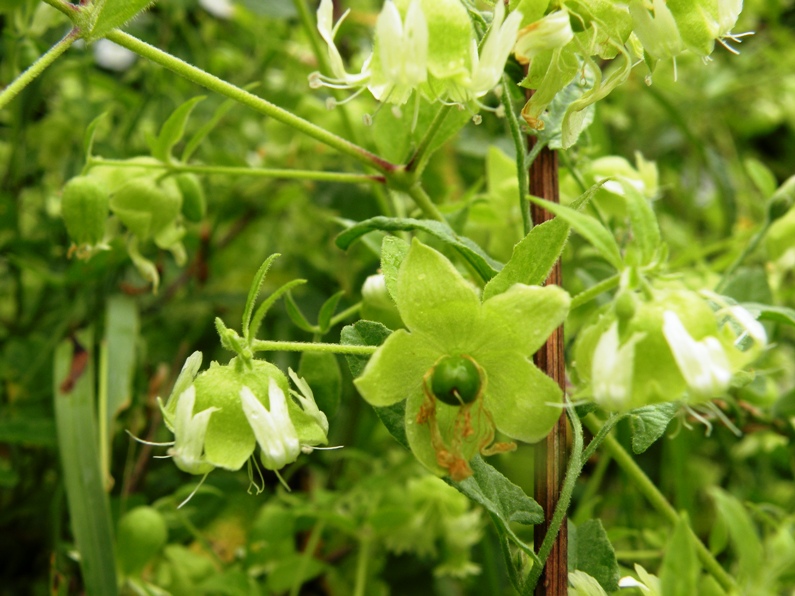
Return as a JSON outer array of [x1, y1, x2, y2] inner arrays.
[[251, 340, 377, 356], [571, 274, 621, 309], [353, 535, 372, 596], [290, 520, 326, 596], [87, 157, 385, 184], [524, 406, 585, 593], [583, 416, 737, 593], [406, 104, 452, 175], [405, 183, 446, 222], [500, 77, 531, 236], [104, 30, 395, 174], [329, 302, 362, 327], [714, 220, 771, 293], [524, 411, 625, 593], [0, 29, 78, 111]]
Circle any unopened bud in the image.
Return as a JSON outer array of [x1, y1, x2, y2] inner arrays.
[[62, 176, 109, 248]]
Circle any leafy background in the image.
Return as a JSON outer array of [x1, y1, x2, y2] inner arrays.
[[2, 0, 795, 594]]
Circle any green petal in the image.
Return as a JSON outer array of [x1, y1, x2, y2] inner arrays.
[[478, 351, 562, 443], [405, 389, 446, 476], [194, 360, 289, 471], [480, 284, 570, 357], [354, 329, 439, 407], [397, 239, 481, 351]]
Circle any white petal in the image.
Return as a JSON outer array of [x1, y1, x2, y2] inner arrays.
[[240, 384, 300, 470], [591, 322, 644, 410], [170, 386, 217, 475], [663, 311, 731, 399]]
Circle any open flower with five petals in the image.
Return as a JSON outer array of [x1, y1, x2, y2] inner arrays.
[[354, 239, 570, 480]]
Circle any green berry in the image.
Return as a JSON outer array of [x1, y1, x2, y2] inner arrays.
[[430, 355, 482, 406], [116, 506, 168, 576], [61, 176, 109, 246]]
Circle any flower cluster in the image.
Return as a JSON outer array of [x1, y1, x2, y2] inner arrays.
[[158, 352, 328, 478], [354, 239, 570, 480], [574, 285, 766, 412], [311, 0, 526, 107]]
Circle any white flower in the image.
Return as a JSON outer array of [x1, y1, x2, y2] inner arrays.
[[199, 0, 234, 19], [618, 564, 661, 595], [465, 1, 523, 99], [368, 0, 428, 105], [311, 0, 371, 91], [591, 322, 645, 410], [94, 39, 137, 72], [628, 0, 684, 78], [240, 380, 300, 471], [168, 386, 218, 475], [288, 368, 329, 435], [514, 10, 574, 64], [662, 311, 732, 399], [726, 305, 767, 347]]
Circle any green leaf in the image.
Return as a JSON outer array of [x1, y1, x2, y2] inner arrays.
[[54, 332, 118, 595], [284, 292, 319, 334], [744, 157, 778, 199], [709, 488, 763, 584], [450, 455, 543, 544], [182, 94, 240, 162], [102, 295, 139, 451], [242, 254, 280, 340], [629, 402, 679, 454], [373, 400, 409, 450], [742, 302, 795, 328], [620, 180, 661, 266], [573, 519, 620, 592], [149, 96, 206, 163], [298, 352, 341, 419], [380, 235, 410, 302], [529, 197, 624, 270], [340, 320, 393, 379], [249, 279, 306, 342], [88, 0, 155, 41], [317, 291, 344, 335], [483, 182, 601, 300], [83, 111, 108, 161], [336, 217, 502, 282], [660, 516, 699, 596]]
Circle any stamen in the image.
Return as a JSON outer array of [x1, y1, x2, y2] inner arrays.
[[177, 471, 211, 509]]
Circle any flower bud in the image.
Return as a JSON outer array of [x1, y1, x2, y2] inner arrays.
[[767, 175, 795, 223], [116, 506, 168, 576], [109, 178, 182, 240], [61, 176, 109, 249], [176, 173, 207, 222], [514, 11, 574, 64]]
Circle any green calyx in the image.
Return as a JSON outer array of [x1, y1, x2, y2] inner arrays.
[[61, 176, 109, 250], [429, 355, 483, 406]]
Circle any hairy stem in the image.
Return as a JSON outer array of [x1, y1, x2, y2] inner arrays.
[[583, 415, 737, 592], [251, 340, 376, 356], [104, 30, 395, 174], [501, 77, 531, 236], [0, 29, 78, 111], [405, 184, 446, 222], [87, 158, 385, 185], [406, 104, 453, 175]]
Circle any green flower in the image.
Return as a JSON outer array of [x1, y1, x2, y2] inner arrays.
[[160, 352, 328, 473], [354, 239, 570, 480]]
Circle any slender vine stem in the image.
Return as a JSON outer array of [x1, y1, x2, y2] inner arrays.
[[251, 340, 376, 356], [524, 410, 625, 593], [406, 104, 453, 175], [0, 28, 78, 111], [570, 274, 621, 309], [583, 415, 737, 592], [102, 30, 395, 174], [501, 76, 531, 236], [329, 302, 362, 327], [405, 183, 446, 222], [87, 157, 385, 185]]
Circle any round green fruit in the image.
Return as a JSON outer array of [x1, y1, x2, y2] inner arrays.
[[430, 355, 482, 406]]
